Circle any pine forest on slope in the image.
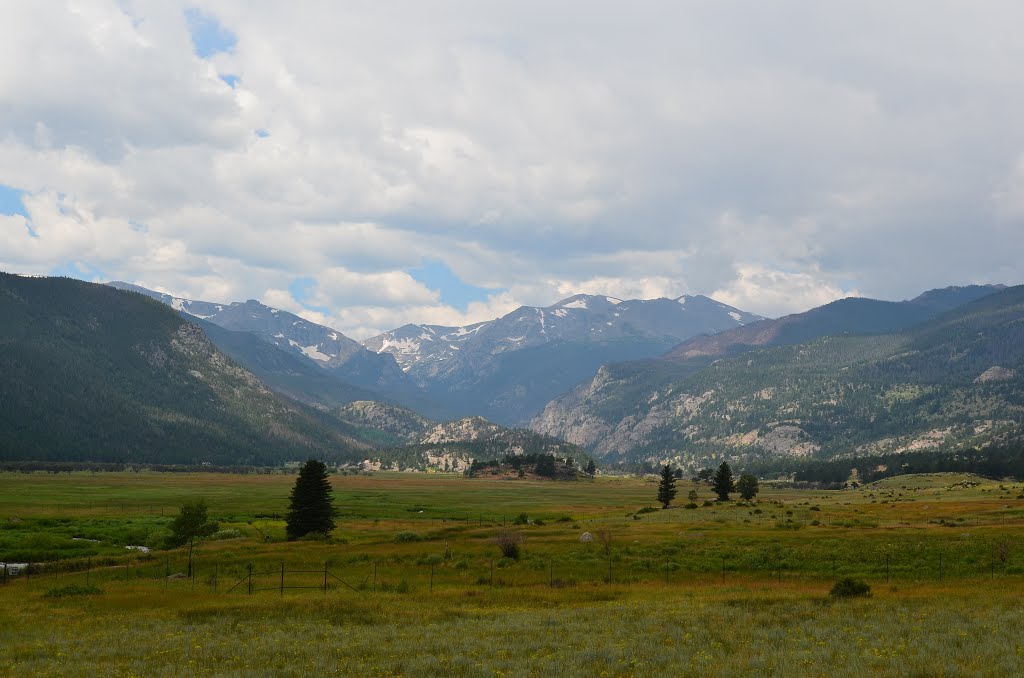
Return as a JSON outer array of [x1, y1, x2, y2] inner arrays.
[[0, 274, 369, 466], [531, 285, 1023, 468]]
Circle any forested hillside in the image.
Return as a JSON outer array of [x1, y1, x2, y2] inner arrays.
[[532, 286, 1024, 468], [0, 274, 369, 465]]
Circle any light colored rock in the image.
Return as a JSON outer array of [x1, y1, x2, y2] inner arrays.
[[975, 366, 1017, 383]]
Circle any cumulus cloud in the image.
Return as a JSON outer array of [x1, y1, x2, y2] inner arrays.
[[2, 1, 1023, 338]]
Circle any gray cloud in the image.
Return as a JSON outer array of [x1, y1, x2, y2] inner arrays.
[[1, 1, 1023, 337]]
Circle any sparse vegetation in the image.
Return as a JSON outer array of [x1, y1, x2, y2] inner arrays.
[[829, 577, 872, 598], [2, 469, 1024, 676]]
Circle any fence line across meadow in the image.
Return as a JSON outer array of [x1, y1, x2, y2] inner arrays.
[[3, 537, 1023, 596]]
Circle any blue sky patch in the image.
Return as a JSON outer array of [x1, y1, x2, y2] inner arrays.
[[255, 129, 269, 138], [288, 277, 331, 314], [0, 184, 28, 218], [49, 261, 108, 282], [410, 260, 501, 310], [185, 8, 237, 59], [219, 74, 240, 88]]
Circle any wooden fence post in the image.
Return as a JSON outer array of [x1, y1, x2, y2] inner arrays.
[[247, 563, 253, 595], [280, 562, 285, 596]]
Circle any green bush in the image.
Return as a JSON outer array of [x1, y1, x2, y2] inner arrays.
[[829, 577, 872, 598], [636, 507, 658, 515], [44, 584, 103, 598], [393, 531, 424, 543], [512, 513, 529, 525]]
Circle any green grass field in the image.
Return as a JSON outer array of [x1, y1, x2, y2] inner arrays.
[[2, 470, 1024, 675]]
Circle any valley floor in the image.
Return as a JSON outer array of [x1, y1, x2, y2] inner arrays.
[[2, 470, 1023, 676]]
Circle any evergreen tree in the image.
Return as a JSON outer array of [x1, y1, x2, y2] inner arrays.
[[712, 462, 735, 501], [168, 499, 218, 578], [657, 464, 678, 508], [535, 454, 557, 477], [585, 459, 597, 477], [286, 459, 336, 540], [737, 473, 759, 500]]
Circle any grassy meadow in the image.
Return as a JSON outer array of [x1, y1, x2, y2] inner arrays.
[[2, 470, 1024, 675]]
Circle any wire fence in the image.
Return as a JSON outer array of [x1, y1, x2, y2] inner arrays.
[[3, 540, 1022, 596]]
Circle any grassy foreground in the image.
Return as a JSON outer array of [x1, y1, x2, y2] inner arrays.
[[2, 470, 1024, 675], [3, 578, 1023, 676]]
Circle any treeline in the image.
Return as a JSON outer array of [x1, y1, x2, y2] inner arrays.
[[746, 443, 1024, 484], [0, 461, 282, 474], [468, 453, 567, 477]]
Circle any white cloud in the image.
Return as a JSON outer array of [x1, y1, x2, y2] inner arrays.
[[1, 1, 1023, 339], [712, 264, 859, 319]]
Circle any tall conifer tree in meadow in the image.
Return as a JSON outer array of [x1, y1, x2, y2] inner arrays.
[[286, 459, 336, 540], [657, 464, 678, 508]]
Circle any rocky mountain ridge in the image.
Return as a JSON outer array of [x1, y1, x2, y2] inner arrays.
[[531, 284, 1022, 468]]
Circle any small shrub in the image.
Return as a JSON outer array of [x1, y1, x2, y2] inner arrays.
[[394, 531, 424, 543], [533, 519, 546, 527], [636, 506, 658, 515], [829, 577, 872, 598], [512, 513, 529, 526], [44, 584, 103, 598], [556, 516, 573, 523], [209, 528, 243, 541], [495, 529, 523, 559], [684, 503, 698, 509]]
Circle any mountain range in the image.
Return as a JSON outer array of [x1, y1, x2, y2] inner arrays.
[[113, 283, 763, 425], [363, 293, 762, 424], [1, 274, 585, 470], [5, 272, 1023, 475], [531, 284, 1022, 468]]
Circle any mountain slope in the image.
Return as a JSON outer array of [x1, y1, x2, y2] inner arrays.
[[0, 274, 369, 465], [364, 293, 764, 424], [663, 285, 1002, 362], [108, 282, 418, 397], [370, 417, 589, 473], [531, 285, 1023, 466]]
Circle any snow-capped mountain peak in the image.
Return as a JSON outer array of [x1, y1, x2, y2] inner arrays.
[[363, 292, 765, 378]]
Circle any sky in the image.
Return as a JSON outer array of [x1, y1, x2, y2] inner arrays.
[[2, 2, 1023, 340]]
